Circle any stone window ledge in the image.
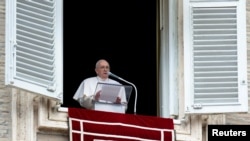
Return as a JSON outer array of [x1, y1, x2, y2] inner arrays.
[[37, 97, 68, 133]]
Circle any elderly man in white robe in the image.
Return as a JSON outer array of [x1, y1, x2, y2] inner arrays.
[[73, 59, 127, 111]]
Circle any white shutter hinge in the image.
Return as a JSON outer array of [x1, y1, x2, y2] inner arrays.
[[13, 44, 17, 56]]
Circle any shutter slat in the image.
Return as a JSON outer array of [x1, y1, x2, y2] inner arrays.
[[18, 40, 53, 53]]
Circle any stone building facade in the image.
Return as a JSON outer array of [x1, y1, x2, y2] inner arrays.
[[1, 0, 250, 141]]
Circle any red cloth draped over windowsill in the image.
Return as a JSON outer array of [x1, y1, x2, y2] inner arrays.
[[68, 108, 175, 141]]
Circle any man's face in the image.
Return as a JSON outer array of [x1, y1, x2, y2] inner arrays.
[[95, 60, 110, 79]]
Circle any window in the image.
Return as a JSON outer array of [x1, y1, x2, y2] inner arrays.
[[5, 0, 63, 101], [183, 0, 248, 114]]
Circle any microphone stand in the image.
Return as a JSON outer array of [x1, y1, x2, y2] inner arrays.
[[109, 72, 137, 114]]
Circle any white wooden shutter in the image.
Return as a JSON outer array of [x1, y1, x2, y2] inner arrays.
[[184, 0, 248, 114], [5, 0, 63, 100]]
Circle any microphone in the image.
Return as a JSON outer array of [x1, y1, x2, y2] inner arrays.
[[108, 72, 138, 114], [108, 72, 122, 80]]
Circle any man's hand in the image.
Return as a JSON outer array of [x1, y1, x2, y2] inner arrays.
[[95, 91, 101, 101], [115, 97, 121, 104]]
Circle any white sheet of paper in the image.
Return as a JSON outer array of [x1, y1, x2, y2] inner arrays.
[[99, 84, 122, 103]]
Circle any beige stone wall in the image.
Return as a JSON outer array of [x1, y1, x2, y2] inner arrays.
[[225, 0, 250, 125], [0, 0, 11, 141]]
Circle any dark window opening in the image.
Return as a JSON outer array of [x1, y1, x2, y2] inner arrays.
[[63, 0, 157, 116]]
